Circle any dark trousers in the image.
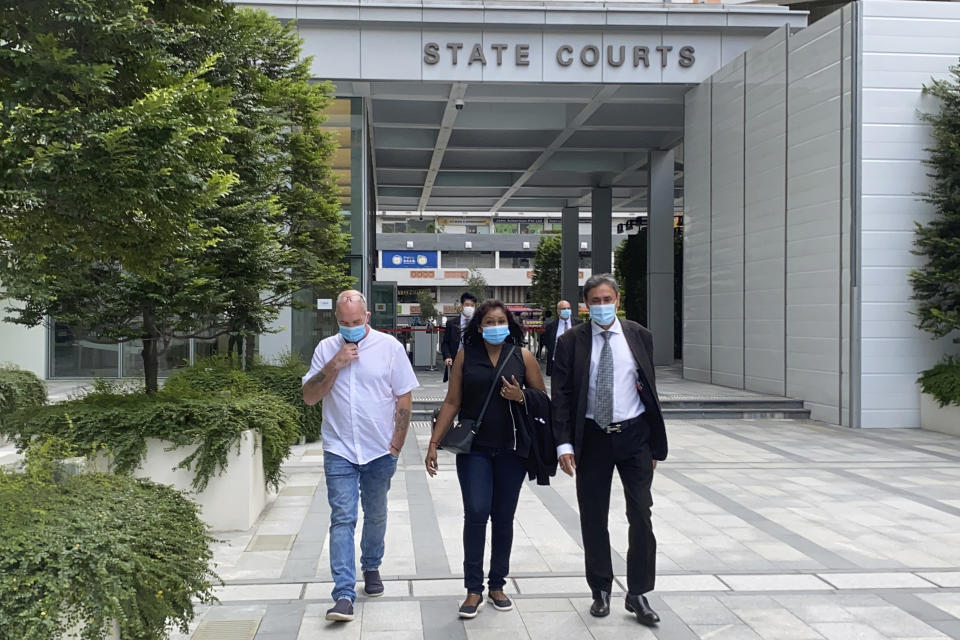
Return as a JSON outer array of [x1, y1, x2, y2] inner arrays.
[[456, 446, 527, 593], [576, 417, 657, 597]]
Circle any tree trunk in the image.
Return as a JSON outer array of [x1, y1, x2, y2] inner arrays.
[[244, 335, 256, 370], [142, 307, 160, 394]]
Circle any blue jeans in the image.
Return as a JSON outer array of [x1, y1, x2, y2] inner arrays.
[[456, 446, 527, 593], [324, 451, 398, 602]]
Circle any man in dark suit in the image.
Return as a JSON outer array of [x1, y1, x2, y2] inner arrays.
[[440, 292, 477, 382], [551, 274, 667, 627], [537, 299, 581, 377]]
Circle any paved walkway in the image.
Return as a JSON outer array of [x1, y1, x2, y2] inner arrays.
[[5, 372, 960, 639], [165, 412, 960, 640]]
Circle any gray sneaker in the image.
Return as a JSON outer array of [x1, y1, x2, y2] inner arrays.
[[325, 598, 354, 622], [363, 570, 384, 597]]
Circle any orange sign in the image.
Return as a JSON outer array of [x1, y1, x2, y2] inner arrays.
[[444, 270, 468, 279], [410, 270, 435, 278]]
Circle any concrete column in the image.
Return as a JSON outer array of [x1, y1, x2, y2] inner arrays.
[[591, 186, 613, 274], [647, 149, 676, 365], [561, 206, 580, 306]]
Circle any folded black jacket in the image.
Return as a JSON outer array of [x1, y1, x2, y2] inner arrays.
[[509, 387, 557, 485]]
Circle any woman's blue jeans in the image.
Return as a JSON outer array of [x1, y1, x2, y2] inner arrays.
[[456, 446, 527, 593]]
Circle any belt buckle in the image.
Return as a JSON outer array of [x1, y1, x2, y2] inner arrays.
[[605, 423, 622, 434]]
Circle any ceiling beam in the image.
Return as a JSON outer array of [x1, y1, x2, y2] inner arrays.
[[417, 82, 467, 213], [570, 155, 649, 208], [488, 84, 620, 214]]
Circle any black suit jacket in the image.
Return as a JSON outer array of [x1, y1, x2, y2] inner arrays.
[[441, 317, 464, 382], [538, 317, 582, 377], [551, 319, 668, 462]]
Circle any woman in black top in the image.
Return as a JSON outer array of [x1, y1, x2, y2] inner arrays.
[[426, 300, 546, 619]]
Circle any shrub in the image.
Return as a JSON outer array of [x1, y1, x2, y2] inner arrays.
[[0, 442, 219, 640], [165, 354, 322, 443], [2, 388, 299, 492], [250, 353, 322, 443], [0, 365, 46, 430], [919, 356, 960, 407]]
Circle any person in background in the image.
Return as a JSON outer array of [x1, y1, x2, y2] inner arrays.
[[426, 300, 546, 619], [441, 292, 478, 382], [537, 299, 581, 377], [302, 290, 419, 623], [551, 274, 668, 627]]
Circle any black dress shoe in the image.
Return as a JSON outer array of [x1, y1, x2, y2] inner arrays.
[[589, 590, 610, 617], [625, 593, 660, 626]]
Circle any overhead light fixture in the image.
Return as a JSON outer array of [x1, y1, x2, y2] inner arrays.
[[580, 241, 588, 249], [522, 241, 530, 249], [406, 241, 414, 248], [465, 241, 472, 249]]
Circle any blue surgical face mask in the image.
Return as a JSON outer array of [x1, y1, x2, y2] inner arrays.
[[339, 324, 366, 343], [589, 304, 616, 326], [482, 325, 510, 345], [559, 309, 572, 320]]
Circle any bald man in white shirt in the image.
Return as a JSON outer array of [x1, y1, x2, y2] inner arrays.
[[303, 290, 419, 623]]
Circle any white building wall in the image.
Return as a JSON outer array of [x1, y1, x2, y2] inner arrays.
[[682, 82, 712, 383], [858, 0, 960, 428], [0, 304, 46, 378]]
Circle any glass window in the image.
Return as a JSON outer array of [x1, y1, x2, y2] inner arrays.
[[499, 252, 535, 269], [50, 322, 119, 378], [579, 253, 592, 268], [519, 222, 543, 235], [441, 251, 494, 268], [120, 337, 190, 378], [495, 222, 518, 234]]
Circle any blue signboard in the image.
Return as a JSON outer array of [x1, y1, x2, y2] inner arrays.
[[382, 250, 438, 269]]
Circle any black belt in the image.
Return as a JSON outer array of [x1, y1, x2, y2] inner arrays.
[[587, 415, 645, 434]]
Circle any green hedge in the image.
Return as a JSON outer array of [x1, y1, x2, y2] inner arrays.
[[0, 366, 46, 430], [165, 354, 322, 443], [2, 388, 299, 492], [0, 444, 219, 640], [919, 356, 960, 407]]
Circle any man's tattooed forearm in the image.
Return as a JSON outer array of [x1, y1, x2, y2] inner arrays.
[[307, 370, 327, 385], [394, 407, 410, 433]]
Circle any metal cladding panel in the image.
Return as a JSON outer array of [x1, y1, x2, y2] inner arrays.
[[785, 10, 845, 425], [859, 0, 960, 427], [683, 81, 712, 383], [744, 28, 787, 396], [710, 56, 745, 389]]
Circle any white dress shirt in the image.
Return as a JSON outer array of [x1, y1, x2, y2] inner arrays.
[[556, 318, 646, 458], [302, 328, 419, 465]]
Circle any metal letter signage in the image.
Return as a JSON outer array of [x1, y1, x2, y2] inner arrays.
[[423, 41, 696, 71]]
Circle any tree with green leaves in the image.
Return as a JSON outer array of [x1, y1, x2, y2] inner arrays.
[[614, 232, 647, 324], [911, 62, 960, 400], [530, 235, 561, 311], [463, 267, 489, 302], [0, 1, 349, 391], [415, 289, 439, 325]]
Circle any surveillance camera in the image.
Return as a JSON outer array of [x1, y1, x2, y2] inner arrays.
[[454, 98, 464, 111]]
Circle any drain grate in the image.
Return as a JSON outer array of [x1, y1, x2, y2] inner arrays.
[[279, 485, 317, 497], [192, 619, 259, 640], [246, 534, 296, 552]]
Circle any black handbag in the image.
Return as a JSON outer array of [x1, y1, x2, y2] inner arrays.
[[440, 345, 516, 455]]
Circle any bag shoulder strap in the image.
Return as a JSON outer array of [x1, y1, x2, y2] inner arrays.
[[475, 345, 516, 426]]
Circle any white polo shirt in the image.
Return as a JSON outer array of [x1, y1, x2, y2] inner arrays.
[[302, 328, 419, 465]]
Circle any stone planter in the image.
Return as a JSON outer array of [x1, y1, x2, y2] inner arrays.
[[62, 615, 119, 640], [920, 393, 960, 437], [133, 429, 266, 531]]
